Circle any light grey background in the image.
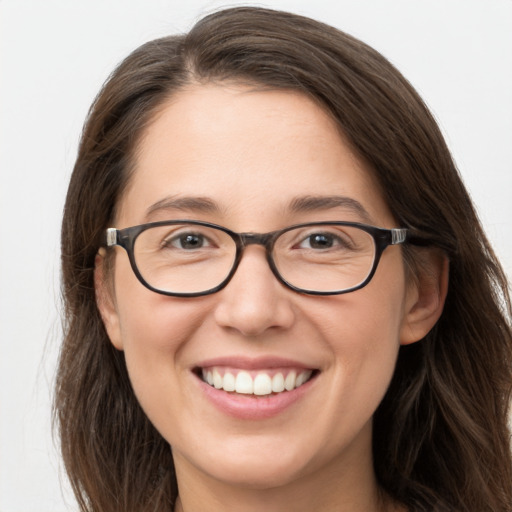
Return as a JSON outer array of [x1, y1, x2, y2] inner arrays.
[[1, 1, 511, 510]]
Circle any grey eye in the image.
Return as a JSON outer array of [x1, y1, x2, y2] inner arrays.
[[165, 233, 212, 250], [298, 232, 345, 250]]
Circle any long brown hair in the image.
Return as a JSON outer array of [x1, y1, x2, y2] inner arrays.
[[56, 7, 512, 511]]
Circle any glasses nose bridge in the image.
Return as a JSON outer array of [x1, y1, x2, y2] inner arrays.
[[237, 232, 275, 253], [228, 231, 279, 287]]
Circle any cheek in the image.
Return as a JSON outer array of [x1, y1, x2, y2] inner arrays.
[[324, 296, 402, 396], [315, 253, 408, 404], [115, 295, 215, 446], [112, 259, 208, 408], [118, 296, 204, 354], [320, 277, 406, 358], [113, 253, 207, 352]]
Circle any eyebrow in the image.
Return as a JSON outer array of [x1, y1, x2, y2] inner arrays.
[[145, 194, 372, 223], [145, 196, 221, 220], [288, 195, 372, 223]]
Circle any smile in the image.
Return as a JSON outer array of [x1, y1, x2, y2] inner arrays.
[[200, 367, 314, 396]]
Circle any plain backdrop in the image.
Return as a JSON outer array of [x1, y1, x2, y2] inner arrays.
[[0, 0, 511, 510]]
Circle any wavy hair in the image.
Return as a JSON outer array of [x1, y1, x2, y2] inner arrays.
[[56, 7, 512, 511]]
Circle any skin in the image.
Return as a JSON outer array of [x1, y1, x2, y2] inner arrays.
[[96, 84, 446, 512]]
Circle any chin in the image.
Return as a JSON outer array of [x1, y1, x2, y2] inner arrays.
[[208, 458, 308, 490], [174, 434, 317, 490]]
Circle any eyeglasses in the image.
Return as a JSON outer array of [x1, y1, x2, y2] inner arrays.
[[105, 220, 413, 297]]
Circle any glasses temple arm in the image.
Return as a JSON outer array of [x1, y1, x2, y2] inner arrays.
[[106, 228, 118, 247]]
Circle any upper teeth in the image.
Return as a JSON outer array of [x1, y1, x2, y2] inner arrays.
[[201, 368, 313, 396]]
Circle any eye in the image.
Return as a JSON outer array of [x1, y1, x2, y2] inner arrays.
[[298, 232, 346, 250], [164, 232, 213, 250]]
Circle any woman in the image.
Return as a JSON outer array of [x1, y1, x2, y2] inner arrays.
[[55, 6, 512, 512]]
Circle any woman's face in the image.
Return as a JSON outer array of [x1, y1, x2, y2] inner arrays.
[[99, 84, 420, 492]]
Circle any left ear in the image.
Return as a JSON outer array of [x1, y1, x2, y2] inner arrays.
[[400, 249, 449, 345]]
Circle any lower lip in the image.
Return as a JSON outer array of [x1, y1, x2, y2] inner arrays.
[[196, 374, 317, 420]]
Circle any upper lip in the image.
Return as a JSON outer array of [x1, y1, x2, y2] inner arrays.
[[194, 355, 317, 371]]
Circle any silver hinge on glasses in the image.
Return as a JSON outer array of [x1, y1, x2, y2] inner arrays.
[[391, 228, 407, 245], [106, 228, 118, 247]]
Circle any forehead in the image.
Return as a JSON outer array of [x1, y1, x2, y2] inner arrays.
[[117, 84, 392, 229]]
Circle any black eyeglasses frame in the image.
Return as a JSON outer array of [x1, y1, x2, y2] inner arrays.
[[105, 220, 420, 297]]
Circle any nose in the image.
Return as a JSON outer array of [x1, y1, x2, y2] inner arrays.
[[213, 246, 296, 337]]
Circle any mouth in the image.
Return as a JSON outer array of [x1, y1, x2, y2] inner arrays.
[[195, 366, 318, 397]]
